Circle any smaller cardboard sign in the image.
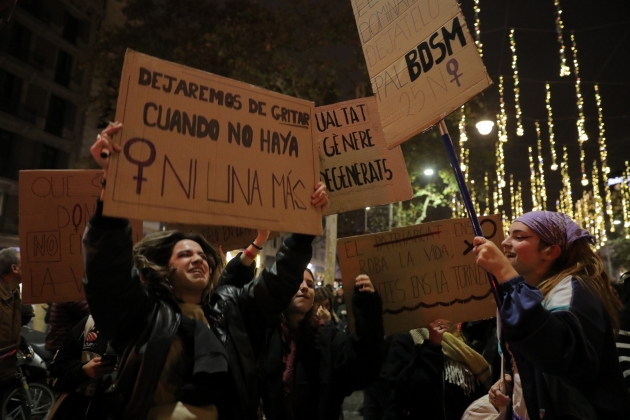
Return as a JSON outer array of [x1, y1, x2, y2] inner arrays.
[[351, 0, 492, 148], [167, 223, 279, 252], [19, 170, 143, 304], [104, 50, 322, 235], [337, 215, 503, 335], [315, 97, 413, 215]]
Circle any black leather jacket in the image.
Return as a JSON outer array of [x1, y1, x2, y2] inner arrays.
[[82, 201, 313, 419]]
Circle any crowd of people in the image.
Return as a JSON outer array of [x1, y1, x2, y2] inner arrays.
[[0, 123, 629, 420]]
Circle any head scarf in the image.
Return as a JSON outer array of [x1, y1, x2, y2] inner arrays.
[[514, 211, 595, 252]]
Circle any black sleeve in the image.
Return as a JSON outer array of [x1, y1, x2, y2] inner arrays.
[[331, 287, 385, 394], [48, 317, 90, 392], [386, 333, 445, 418], [82, 199, 150, 345], [217, 252, 256, 288]]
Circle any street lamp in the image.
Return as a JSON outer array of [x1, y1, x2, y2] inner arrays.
[[424, 168, 434, 176], [475, 119, 495, 135]]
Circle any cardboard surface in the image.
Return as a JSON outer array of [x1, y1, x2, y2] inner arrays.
[[315, 97, 413, 214], [337, 215, 503, 335], [167, 223, 279, 252], [351, 0, 492, 148], [104, 50, 322, 235], [19, 170, 143, 304]]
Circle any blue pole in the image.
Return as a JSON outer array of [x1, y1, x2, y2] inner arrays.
[[438, 120, 503, 307]]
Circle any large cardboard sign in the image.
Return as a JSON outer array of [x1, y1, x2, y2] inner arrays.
[[104, 50, 322, 235], [167, 223, 279, 252], [316, 97, 413, 214], [351, 0, 492, 148], [19, 170, 143, 304], [338, 215, 502, 334]]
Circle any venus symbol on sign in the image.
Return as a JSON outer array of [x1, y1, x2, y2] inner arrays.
[[446, 59, 463, 87], [123, 138, 156, 194]]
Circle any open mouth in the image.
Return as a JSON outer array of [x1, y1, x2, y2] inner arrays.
[[189, 268, 205, 275], [505, 253, 516, 258]]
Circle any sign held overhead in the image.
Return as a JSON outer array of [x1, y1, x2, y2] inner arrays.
[[104, 50, 322, 235], [19, 170, 143, 304], [315, 96, 413, 215], [337, 215, 502, 335], [351, 0, 492, 148]]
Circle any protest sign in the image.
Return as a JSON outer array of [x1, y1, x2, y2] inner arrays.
[[337, 214, 502, 334], [167, 223, 279, 251], [315, 97, 413, 214], [351, 0, 492, 148], [104, 50, 322, 235], [19, 170, 143, 304]]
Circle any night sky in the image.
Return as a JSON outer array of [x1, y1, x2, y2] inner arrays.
[[458, 0, 630, 210]]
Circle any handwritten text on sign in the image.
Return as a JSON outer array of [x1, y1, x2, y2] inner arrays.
[[338, 215, 502, 334], [19, 170, 142, 304], [351, 0, 492, 148], [104, 50, 322, 235], [315, 96, 412, 214]]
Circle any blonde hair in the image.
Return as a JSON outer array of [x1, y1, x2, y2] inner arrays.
[[538, 239, 621, 331]]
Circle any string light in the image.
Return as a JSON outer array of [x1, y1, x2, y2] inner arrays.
[[509, 174, 515, 222], [510, 29, 524, 136], [591, 161, 606, 247], [594, 84, 614, 231], [496, 76, 508, 217], [554, 0, 571, 77], [484, 172, 490, 215], [528, 146, 539, 211], [570, 33, 589, 186], [622, 161, 630, 239], [458, 105, 470, 185], [558, 145, 574, 219], [536, 126, 548, 210], [493, 180, 499, 216], [516, 181, 523, 219], [474, 0, 483, 57], [545, 84, 559, 171]]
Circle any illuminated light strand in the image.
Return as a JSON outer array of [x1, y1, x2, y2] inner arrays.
[[558, 145, 574, 219], [591, 161, 607, 247], [536, 125, 548, 210], [516, 181, 523, 219], [545, 84, 559, 171], [496, 76, 507, 217], [484, 172, 490, 216], [554, 0, 571, 77], [509, 174, 516, 222], [474, 0, 483, 57], [570, 33, 589, 187], [594, 84, 614, 231], [458, 105, 470, 185], [510, 29, 524, 136], [528, 146, 540, 211], [623, 161, 630, 239], [493, 180, 499, 216]]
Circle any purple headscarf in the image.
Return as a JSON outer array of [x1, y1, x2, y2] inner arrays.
[[514, 211, 596, 252]]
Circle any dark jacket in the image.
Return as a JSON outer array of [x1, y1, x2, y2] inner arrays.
[[499, 275, 630, 420], [45, 301, 90, 354], [260, 287, 384, 420], [385, 333, 486, 420], [82, 200, 313, 420]]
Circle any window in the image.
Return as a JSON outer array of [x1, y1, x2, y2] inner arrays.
[[0, 129, 17, 180], [3, 21, 32, 62], [36, 143, 68, 170], [45, 95, 67, 136], [62, 12, 80, 44], [54, 50, 73, 87], [0, 70, 22, 116]]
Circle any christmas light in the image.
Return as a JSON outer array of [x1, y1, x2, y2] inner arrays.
[[545, 84, 559, 171], [571, 33, 589, 186], [622, 162, 630, 239], [484, 172, 490, 215], [516, 181, 523, 219], [474, 0, 483, 57], [558, 146, 574, 219], [591, 161, 606, 247], [510, 29, 524, 136], [594, 84, 614, 231], [554, 0, 571, 77], [528, 146, 539, 210], [458, 105, 470, 184], [496, 76, 507, 217], [536, 126, 548, 210]]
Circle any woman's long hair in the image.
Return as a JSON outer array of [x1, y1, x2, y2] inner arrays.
[[538, 238, 622, 331], [132, 230, 223, 305]]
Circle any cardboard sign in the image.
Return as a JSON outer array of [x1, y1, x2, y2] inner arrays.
[[338, 215, 503, 335], [351, 0, 492, 148], [167, 223, 279, 252], [19, 170, 143, 304], [315, 97, 413, 214], [104, 50, 322, 235]]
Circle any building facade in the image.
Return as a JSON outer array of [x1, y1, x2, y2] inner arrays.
[[0, 0, 106, 247]]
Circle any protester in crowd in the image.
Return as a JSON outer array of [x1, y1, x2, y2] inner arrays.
[[312, 286, 339, 327], [45, 300, 90, 356], [84, 122, 329, 420], [386, 319, 491, 420], [333, 286, 344, 314], [474, 210, 630, 419], [48, 315, 115, 420], [0, 247, 22, 382], [257, 271, 384, 420], [617, 271, 630, 391]]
